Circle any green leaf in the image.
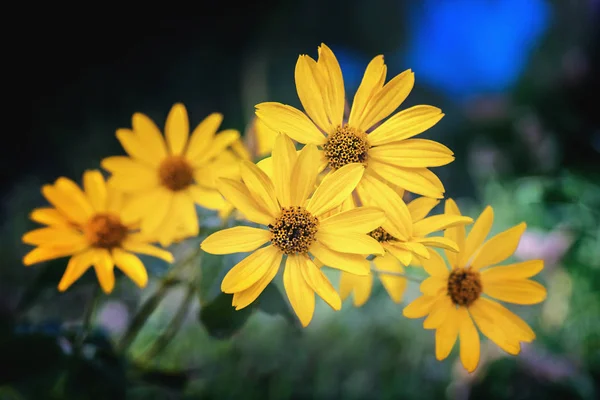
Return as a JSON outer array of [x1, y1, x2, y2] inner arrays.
[[198, 292, 253, 339]]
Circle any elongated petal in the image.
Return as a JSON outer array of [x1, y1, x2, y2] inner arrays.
[[348, 55, 386, 128], [41, 185, 89, 224], [368, 105, 445, 146], [185, 113, 223, 161], [301, 257, 341, 310], [131, 112, 168, 160], [413, 236, 459, 252], [93, 249, 116, 294], [317, 43, 345, 127], [23, 243, 88, 266], [272, 133, 298, 206], [458, 308, 480, 373], [472, 223, 527, 270], [193, 129, 240, 166], [112, 248, 148, 288], [480, 260, 544, 281], [57, 250, 96, 292], [407, 197, 440, 223], [368, 161, 444, 199], [101, 157, 159, 192], [319, 207, 386, 234], [122, 240, 174, 263], [217, 178, 274, 225], [384, 243, 413, 266], [232, 257, 280, 310], [413, 215, 473, 237], [165, 103, 189, 155], [201, 226, 271, 254], [458, 206, 494, 268], [470, 301, 521, 355], [403, 294, 439, 318], [420, 277, 447, 297], [115, 128, 161, 167], [444, 199, 465, 268], [255, 103, 326, 145], [29, 208, 70, 228], [339, 271, 373, 307], [395, 241, 430, 259], [369, 139, 454, 168], [306, 163, 364, 216], [188, 184, 227, 210], [316, 231, 384, 255], [83, 170, 108, 212], [221, 245, 282, 293], [295, 55, 331, 132], [374, 254, 407, 303], [22, 228, 85, 247], [290, 145, 321, 206], [435, 306, 460, 360], [171, 191, 199, 239], [483, 279, 547, 305], [475, 297, 535, 342], [284, 255, 315, 327], [420, 250, 450, 278], [309, 241, 369, 275], [135, 190, 173, 236], [423, 296, 454, 328], [241, 161, 280, 217]]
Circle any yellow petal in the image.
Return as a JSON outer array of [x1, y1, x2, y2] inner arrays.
[[120, 188, 165, 225], [339, 271, 373, 307], [221, 245, 282, 293], [395, 241, 430, 259], [290, 145, 322, 206], [102, 156, 159, 192], [283, 255, 316, 327], [469, 301, 521, 355], [165, 103, 189, 155], [444, 199, 465, 268], [403, 294, 440, 318], [355, 172, 411, 239], [458, 206, 494, 268], [475, 297, 535, 342], [201, 226, 271, 255], [384, 243, 413, 266], [136, 190, 173, 236], [188, 184, 227, 210], [22, 228, 86, 247], [217, 178, 274, 226], [368, 105, 445, 146], [23, 243, 87, 266], [407, 197, 440, 223], [317, 43, 345, 127], [471, 222, 527, 270], [185, 113, 223, 161], [83, 170, 108, 212], [458, 307, 480, 373], [316, 231, 384, 255], [192, 129, 240, 166], [480, 260, 544, 282], [41, 185, 89, 225], [420, 250, 450, 278], [29, 208, 70, 228], [122, 239, 174, 263], [301, 257, 342, 310], [306, 163, 364, 217], [412, 236, 459, 252], [412, 215, 473, 237], [115, 128, 161, 167], [93, 249, 115, 294], [358, 69, 414, 131], [255, 102, 326, 145], [309, 241, 369, 275], [435, 306, 460, 360], [272, 133, 298, 207], [231, 257, 280, 310], [368, 161, 444, 199], [420, 277, 447, 296], [483, 279, 547, 305], [319, 207, 386, 234], [171, 192, 199, 239], [369, 139, 454, 168], [295, 55, 331, 132], [241, 161, 280, 217], [57, 250, 96, 292], [54, 177, 95, 216], [348, 55, 387, 128], [374, 254, 407, 303], [131, 112, 168, 160], [112, 248, 149, 288], [423, 295, 454, 328]]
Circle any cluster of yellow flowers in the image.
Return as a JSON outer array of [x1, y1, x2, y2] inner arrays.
[[23, 44, 546, 373]]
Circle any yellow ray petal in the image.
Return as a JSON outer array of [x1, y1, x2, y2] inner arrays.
[[221, 245, 282, 293], [368, 161, 444, 199], [412, 215, 473, 237], [241, 161, 280, 217], [469, 301, 521, 355], [407, 197, 440, 223], [444, 199, 465, 268], [306, 163, 364, 216], [395, 241, 430, 259], [319, 207, 386, 234], [172, 192, 199, 239], [483, 279, 547, 305], [93, 249, 115, 294], [131, 112, 168, 160], [317, 43, 345, 127], [384, 243, 413, 266], [348, 55, 386, 128], [295, 55, 331, 133], [165, 103, 189, 155], [185, 112, 223, 161], [83, 170, 108, 212], [41, 185, 89, 225], [115, 128, 161, 167], [272, 133, 298, 207], [403, 294, 440, 318], [420, 250, 450, 278], [54, 178, 95, 217], [284, 255, 316, 327], [122, 239, 174, 263], [309, 241, 369, 275], [316, 231, 384, 255], [202, 226, 271, 255], [340, 271, 373, 307], [22, 228, 86, 247], [458, 206, 494, 268], [136, 190, 173, 236], [420, 277, 447, 297], [232, 256, 280, 310], [188, 184, 227, 210], [217, 178, 274, 226], [102, 157, 159, 191], [29, 208, 70, 228], [480, 260, 544, 281], [423, 295, 454, 328], [255, 103, 327, 145], [112, 248, 149, 288], [458, 307, 480, 373], [23, 243, 88, 266], [191, 129, 240, 166], [290, 145, 322, 206], [368, 105, 445, 146], [435, 306, 460, 360], [369, 139, 454, 168], [471, 222, 527, 270], [57, 250, 96, 292], [475, 297, 535, 342], [413, 236, 459, 252], [301, 257, 341, 310], [374, 254, 407, 303]]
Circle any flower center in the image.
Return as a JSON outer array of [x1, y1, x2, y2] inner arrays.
[[368, 227, 396, 242], [447, 268, 482, 307], [323, 124, 370, 170], [84, 213, 128, 249], [159, 156, 194, 191], [268, 206, 319, 255]]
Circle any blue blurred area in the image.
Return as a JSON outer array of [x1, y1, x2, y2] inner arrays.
[[405, 0, 550, 99]]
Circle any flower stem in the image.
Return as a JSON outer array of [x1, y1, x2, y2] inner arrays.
[[370, 268, 424, 283], [75, 286, 101, 352]]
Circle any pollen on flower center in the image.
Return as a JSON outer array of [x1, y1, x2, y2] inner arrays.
[[159, 156, 194, 191], [368, 227, 396, 242], [268, 206, 319, 255], [447, 268, 482, 307], [323, 125, 370, 170], [84, 213, 128, 249]]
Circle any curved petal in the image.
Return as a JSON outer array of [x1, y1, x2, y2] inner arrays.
[[290, 145, 321, 206], [165, 103, 189, 155], [403, 294, 440, 318], [122, 239, 174, 263], [458, 307, 480, 373], [316, 231, 384, 255], [115, 128, 162, 167], [255, 103, 326, 145], [319, 207, 386, 234], [131, 112, 168, 160], [420, 250, 450, 278], [57, 249, 96, 292], [368, 161, 444, 199], [368, 105, 445, 146], [232, 256, 280, 310], [407, 197, 440, 223], [217, 178, 274, 226], [93, 249, 116, 294], [301, 257, 341, 310], [374, 254, 407, 303], [435, 306, 460, 360], [384, 243, 413, 266], [112, 248, 149, 288], [471, 222, 527, 270], [241, 161, 280, 217], [444, 199, 466, 268], [185, 113, 223, 161], [317, 43, 345, 127], [483, 279, 547, 305], [469, 300, 521, 355], [339, 271, 373, 307], [306, 163, 365, 217], [420, 277, 447, 297], [23, 243, 88, 266], [369, 139, 454, 168], [423, 295, 454, 329], [22, 228, 86, 247], [41, 185, 90, 225], [201, 226, 271, 255], [458, 206, 494, 268], [284, 255, 316, 327], [413, 236, 459, 252], [309, 241, 369, 275], [272, 133, 298, 206], [295, 55, 331, 132], [221, 245, 282, 293], [480, 260, 544, 281], [412, 215, 473, 237], [83, 170, 108, 212], [475, 298, 535, 343], [29, 208, 70, 228], [192, 129, 240, 166], [188, 184, 227, 210], [348, 55, 387, 128]]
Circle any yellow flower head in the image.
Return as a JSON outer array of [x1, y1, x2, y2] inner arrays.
[[340, 185, 473, 307], [403, 200, 547, 373], [201, 134, 386, 327], [22, 170, 174, 293], [101, 103, 241, 246], [256, 43, 451, 199], [243, 116, 279, 159]]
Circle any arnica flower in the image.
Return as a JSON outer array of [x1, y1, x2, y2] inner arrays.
[[101, 103, 241, 246], [22, 170, 174, 293], [403, 200, 547, 372], [201, 134, 386, 327], [340, 183, 472, 307], [255, 43, 451, 199]]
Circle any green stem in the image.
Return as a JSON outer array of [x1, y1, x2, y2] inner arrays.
[[370, 268, 424, 283], [75, 286, 101, 351]]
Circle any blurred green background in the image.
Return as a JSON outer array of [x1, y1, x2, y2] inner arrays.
[[2, 0, 599, 398]]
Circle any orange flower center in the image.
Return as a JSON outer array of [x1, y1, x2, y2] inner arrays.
[[447, 268, 482, 307], [268, 206, 319, 255], [84, 213, 128, 249], [368, 226, 396, 242], [159, 156, 194, 191], [323, 125, 370, 170]]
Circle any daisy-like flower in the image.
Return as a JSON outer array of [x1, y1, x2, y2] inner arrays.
[[403, 200, 547, 372], [340, 179, 472, 306], [101, 103, 241, 246], [201, 134, 386, 327], [256, 43, 451, 199], [22, 170, 173, 293]]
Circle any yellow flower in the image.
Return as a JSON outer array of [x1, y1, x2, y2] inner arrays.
[[101, 103, 241, 246], [403, 200, 547, 372], [340, 184, 472, 307], [201, 134, 386, 327], [243, 117, 279, 159], [22, 170, 174, 293], [256, 43, 450, 199]]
